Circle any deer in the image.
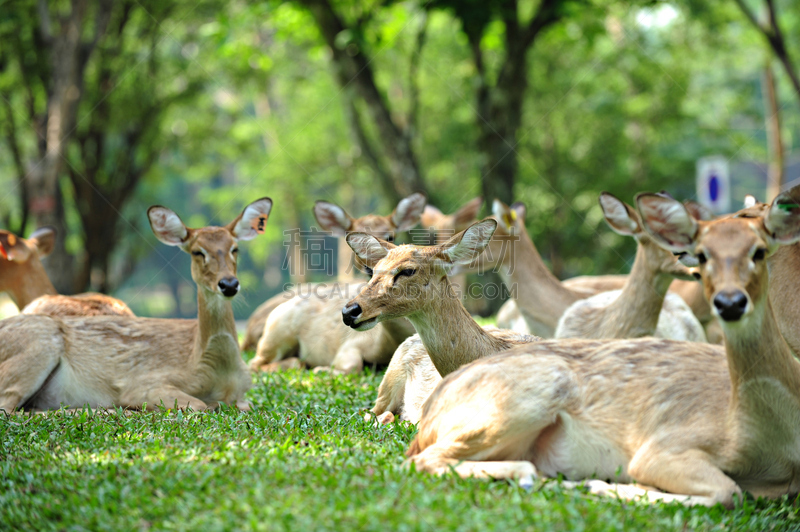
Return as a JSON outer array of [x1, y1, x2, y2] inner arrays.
[[247, 197, 484, 374], [478, 200, 714, 340], [240, 192, 427, 352], [402, 188, 800, 508], [341, 219, 538, 424], [0, 228, 133, 317], [0, 198, 272, 412], [554, 192, 706, 342]]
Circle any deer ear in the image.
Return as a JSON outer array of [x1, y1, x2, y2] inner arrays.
[[0, 231, 31, 262], [391, 192, 426, 231], [492, 199, 516, 231], [314, 201, 353, 236], [439, 219, 497, 265], [229, 197, 273, 241], [148, 206, 190, 246], [683, 200, 714, 221], [346, 232, 394, 269], [451, 197, 483, 230], [600, 192, 641, 236], [764, 186, 800, 245], [636, 193, 698, 253], [27, 227, 57, 257]]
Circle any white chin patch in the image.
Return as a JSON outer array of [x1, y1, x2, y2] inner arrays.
[[355, 319, 378, 331]]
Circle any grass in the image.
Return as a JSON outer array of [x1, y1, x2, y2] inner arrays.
[[2, 366, 799, 531]]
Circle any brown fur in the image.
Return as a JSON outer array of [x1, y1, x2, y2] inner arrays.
[[0, 199, 272, 412], [0, 228, 133, 317], [240, 193, 426, 351], [344, 220, 537, 423], [554, 193, 705, 341], [404, 190, 800, 508]]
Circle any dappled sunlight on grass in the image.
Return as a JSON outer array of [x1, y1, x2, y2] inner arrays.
[[2, 369, 798, 531]]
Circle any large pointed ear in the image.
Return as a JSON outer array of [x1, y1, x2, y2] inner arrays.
[[0, 231, 31, 262], [636, 193, 698, 253], [764, 185, 800, 245], [148, 206, 190, 247], [599, 192, 641, 236], [314, 200, 353, 236], [683, 200, 714, 221], [451, 197, 483, 230], [346, 232, 395, 270], [438, 219, 497, 265], [228, 197, 273, 241], [27, 227, 57, 257], [391, 192, 426, 231]]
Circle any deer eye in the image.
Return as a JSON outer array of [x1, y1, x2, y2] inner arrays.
[[364, 266, 373, 278], [393, 268, 415, 283], [385, 235, 394, 243], [231, 248, 239, 255], [696, 253, 707, 265], [192, 250, 205, 258], [753, 248, 766, 261]]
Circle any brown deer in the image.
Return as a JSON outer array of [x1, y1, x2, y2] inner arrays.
[[0, 198, 272, 412], [240, 192, 426, 352], [0, 228, 133, 317], [247, 198, 483, 374], [554, 192, 706, 341], [403, 189, 800, 507], [480, 200, 713, 340], [342, 220, 537, 423]]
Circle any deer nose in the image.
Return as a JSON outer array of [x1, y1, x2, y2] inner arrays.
[[218, 277, 240, 298], [342, 303, 362, 327], [713, 290, 748, 322]]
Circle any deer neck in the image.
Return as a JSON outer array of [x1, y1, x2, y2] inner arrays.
[[501, 225, 580, 328], [722, 292, 800, 419], [4, 260, 58, 309], [338, 241, 357, 282], [602, 243, 673, 337], [193, 288, 239, 367], [406, 278, 511, 376]]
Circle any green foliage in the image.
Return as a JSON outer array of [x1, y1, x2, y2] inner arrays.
[[2, 370, 798, 530]]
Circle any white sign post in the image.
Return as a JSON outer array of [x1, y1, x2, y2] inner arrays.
[[696, 156, 731, 214]]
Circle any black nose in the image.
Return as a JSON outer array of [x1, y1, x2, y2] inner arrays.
[[342, 303, 362, 327], [218, 277, 240, 298], [713, 290, 748, 321]]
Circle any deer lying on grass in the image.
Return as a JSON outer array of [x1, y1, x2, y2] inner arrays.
[[240, 192, 426, 352], [554, 192, 706, 341], [0, 228, 133, 317], [483, 200, 713, 340], [246, 198, 481, 374], [0, 198, 272, 412], [341, 220, 537, 423], [404, 189, 800, 507]]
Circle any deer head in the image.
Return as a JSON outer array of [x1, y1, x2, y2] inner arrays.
[[0, 227, 57, 304], [148, 198, 273, 299], [313, 192, 426, 243], [341, 219, 497, 330], [419, 197, 483, 245], [637, 186, 800, 323], [599, 192, 696, 281]]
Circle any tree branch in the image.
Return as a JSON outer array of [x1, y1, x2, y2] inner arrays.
[[406, 13, 428, 142]]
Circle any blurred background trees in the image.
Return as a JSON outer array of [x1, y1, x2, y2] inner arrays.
[[1, 0, 798, 318]]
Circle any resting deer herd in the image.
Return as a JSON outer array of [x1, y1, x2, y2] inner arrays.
[[2, 184, 800, 509]]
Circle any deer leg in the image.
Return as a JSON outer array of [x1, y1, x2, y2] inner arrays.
[[125, 386, 209, 411], [331, 343, 364, 374], [249, 319, 299, 372], [0, 342, 61, 413], [405, 443, 537, 485], [614, 445, 742, 507]]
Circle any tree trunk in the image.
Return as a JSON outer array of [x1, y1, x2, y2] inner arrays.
[[763, 61, 784, 201], [299, 0, 427, 201]]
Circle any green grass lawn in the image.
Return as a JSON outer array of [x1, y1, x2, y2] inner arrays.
[[2, 367, 798, 531]]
